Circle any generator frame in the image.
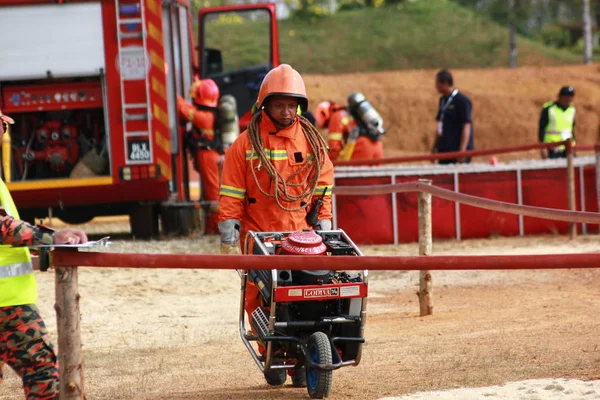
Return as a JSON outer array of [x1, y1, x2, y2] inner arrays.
[[238, 229, 368, 374]]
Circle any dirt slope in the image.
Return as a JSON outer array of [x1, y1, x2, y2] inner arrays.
[[305, 65, 600, 159]]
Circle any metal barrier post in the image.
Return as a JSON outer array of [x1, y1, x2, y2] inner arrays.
[[567, 139, 576, 239], [54, 263, 84, 400], [418, 179, 433, 316]]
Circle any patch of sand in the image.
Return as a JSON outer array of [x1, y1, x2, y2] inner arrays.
[[1, 233, 599, 399]]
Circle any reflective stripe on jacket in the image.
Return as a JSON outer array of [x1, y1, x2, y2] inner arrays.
[[543, 102, 576, 151], [0, 179, 36, 307], [327, 108, 355, 161], [219, 111, 334, 249]]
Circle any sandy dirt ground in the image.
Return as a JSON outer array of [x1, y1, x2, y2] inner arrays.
[[1, 218, 600, 399], [382, 378, 600, 399]]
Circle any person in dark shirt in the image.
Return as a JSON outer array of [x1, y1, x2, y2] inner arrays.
[[538, 86, 576, 159], [433, 69, 474, 164]]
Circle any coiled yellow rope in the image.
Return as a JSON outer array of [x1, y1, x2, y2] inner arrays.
[[248, 112, 328, 212]]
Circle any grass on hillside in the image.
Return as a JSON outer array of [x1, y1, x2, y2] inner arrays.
[[197, 0, 583, 74]]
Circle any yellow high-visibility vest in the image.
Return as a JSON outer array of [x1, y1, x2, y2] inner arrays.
[[0, 179, 36, 307], [543, 102, 576, 151]]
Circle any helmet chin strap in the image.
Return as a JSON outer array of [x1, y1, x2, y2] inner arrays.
[[264, 109, 296, 129]]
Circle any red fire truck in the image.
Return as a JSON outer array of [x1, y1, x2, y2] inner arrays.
[[0, 0, 279, 238]]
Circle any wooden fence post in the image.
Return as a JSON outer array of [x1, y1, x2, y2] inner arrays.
[[567, 139, 576, 239], [418, 179, 433, 316], [54, 263, 84, 400]]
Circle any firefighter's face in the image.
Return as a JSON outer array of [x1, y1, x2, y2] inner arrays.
[[267, 96, 299, 126]]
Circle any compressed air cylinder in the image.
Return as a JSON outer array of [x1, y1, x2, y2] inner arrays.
[[347, 92, 385, 135], [218, 95, 240, 147]]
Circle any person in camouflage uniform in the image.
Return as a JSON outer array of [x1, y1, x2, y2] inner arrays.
[[0, 109, 88, 400]]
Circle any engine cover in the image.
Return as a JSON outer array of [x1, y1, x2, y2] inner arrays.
[[281, 231, 326, 256]]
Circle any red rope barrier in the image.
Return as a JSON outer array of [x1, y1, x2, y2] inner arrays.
[[333, 140, 593, 167], [50, 250, 600, 270], [333, 182, 600, 224]]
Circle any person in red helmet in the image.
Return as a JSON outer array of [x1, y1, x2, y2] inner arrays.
[[218, 64, 333, 387], [177, 78, 223, 234], [315, 96, 384, 161]]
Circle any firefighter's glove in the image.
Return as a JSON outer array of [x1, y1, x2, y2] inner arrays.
[[220, 243, 241, 255], [313, 219, 332, 231], [218, 218, 241, 245]]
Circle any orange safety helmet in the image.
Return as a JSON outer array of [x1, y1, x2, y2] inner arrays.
[[190, 79, 220, 107], [256, 64, 308, 112], [315, 101, 331, 128], [0, 109, 14, 126]]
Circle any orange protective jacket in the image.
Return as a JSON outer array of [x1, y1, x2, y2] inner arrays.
[[327, 106, 384, 161], [327, 106, 355, 161], [219, 112, 334, 250], [177, 96, 219, 150]]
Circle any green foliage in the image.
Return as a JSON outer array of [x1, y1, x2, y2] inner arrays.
[[193, 0, 584, 74], [277, 0, 581, 73], [541, 25, 572, 48], [571, 37, 600, 54]]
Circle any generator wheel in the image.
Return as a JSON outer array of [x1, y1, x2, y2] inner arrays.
[[264, 362, 287, 386], [130, 203, 159, 240], [306, 332, 333, 399]]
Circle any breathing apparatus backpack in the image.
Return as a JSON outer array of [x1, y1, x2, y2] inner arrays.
[[188, 95, 239, 154], [347, 92, 386, 141], [218, 95, 240, 149]]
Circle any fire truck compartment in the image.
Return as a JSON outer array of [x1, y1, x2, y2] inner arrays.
[[1, 80, 110, 183], [2, 3, 105, 81]]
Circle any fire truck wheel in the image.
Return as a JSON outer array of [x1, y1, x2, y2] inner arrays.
[[263, 362, 287, 386], [306, 332, 333, 399], [57, 211, 94, 225], [130, 204, 160, 240]]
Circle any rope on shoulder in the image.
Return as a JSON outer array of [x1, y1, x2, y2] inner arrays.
[[247, 112, 329, 212]]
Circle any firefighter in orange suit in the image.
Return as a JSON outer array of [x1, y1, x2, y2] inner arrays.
[[315, 96, 384, 161], [218, 64, 333, 387], [177, 79, 222, 234], [315, 101, 354, 160]]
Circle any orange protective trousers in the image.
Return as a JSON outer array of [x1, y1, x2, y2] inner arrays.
[[195, 149, 220, 234]]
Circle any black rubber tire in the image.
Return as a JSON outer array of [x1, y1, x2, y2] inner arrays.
[[56, 211, 95, 225], [306, 332, 333, 399], [292, 366, 307, 388], [130, 203, 159, 239], [264, 363, 287, 386]]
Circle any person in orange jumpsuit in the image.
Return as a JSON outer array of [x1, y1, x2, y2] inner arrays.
[[315, 100, 384, 161], [177, 79, 222, 234], [218, 64, 333, 387]]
